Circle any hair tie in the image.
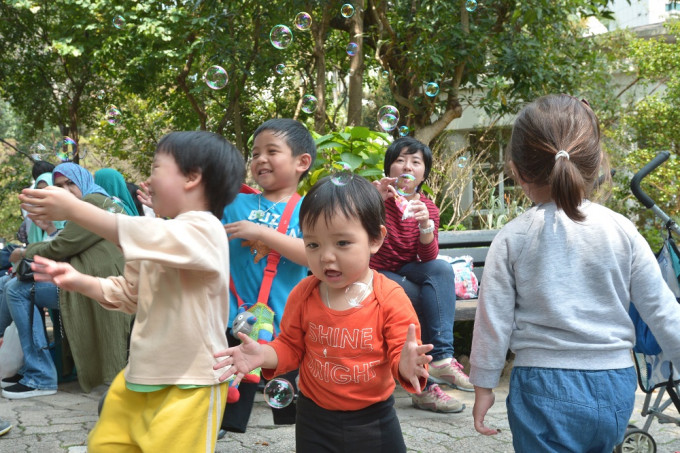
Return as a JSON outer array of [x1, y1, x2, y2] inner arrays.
[[555, 150, 570, 161]]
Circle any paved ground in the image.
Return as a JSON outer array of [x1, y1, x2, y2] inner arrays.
[[1, 373, 679, 452]]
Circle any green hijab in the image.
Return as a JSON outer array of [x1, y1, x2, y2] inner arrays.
[[94, 168, 140, 216], [27, 173, 67, 244]]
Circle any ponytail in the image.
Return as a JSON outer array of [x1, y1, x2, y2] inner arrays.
[[550, 154, 586, 222]]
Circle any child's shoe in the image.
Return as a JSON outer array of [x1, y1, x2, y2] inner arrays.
[[411, 383, 465, 413], [428, 358, 474, 392]]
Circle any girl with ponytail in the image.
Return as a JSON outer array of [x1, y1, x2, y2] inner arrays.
[[469, 94, 680, 452]]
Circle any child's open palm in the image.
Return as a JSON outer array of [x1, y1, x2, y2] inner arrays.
[[30, 255, 85, 292], [213, 332, 265, 386], [398, 323, 433, 394]]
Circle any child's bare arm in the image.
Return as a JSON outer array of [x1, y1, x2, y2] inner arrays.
[[398, 323, 433, 394], [224, 221, 307, 266], [20, 187, 120, 246], [31, 255, 105, 302]]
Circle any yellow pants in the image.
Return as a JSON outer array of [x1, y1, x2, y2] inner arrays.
[[88, 370, 227, 453]]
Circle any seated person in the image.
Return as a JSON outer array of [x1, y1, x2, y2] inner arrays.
[[1, 163, 131, 398], [371, 137, 472, 414]]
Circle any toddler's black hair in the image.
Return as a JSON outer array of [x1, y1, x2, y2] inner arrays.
[[156, 131, 245, 217], [299, 174, 385, 242]]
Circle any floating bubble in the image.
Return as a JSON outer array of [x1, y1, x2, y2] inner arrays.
[[425, 82, 440, 97], [465, 0, 477, 12], [294, 12, 312, 31], [55, 137, 77, 162], [345, 278, 372, 307], [396, 174, 417, 196], [112, 15, 125, 29], [330, 161, 353, 186], [398, 125, 410, 136], [102, 197, 121, 213], [301, 94, 318, 114], [203, 65, 228, 90], [377, 105, 399, 131], [270, 25, 293, 50], [106, 107, 122, 126], [381, 70, 389, 79], [275, 63, 286, 75], [457, 156, 468, 168], [263, 378, 295, 409], [96, 90, 106, 100], [346, 42, 358, 56], [341, 4, 355, 18]]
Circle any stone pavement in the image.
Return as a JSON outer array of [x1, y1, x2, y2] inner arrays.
[[1, 375, 679, 452]]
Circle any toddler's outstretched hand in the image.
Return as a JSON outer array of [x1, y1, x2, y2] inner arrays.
[[473, 387, 499, 435], [398, 323, 433, 394], [136, 181, 153, 209], [31, 255, 84, 292], [213, 332, 265, 385]]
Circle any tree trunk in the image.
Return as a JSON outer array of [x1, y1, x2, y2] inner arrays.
[[312, 7, 332, 133], [346, 0, 365, 126]]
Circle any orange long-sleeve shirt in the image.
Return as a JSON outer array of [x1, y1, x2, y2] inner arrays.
[[262, 271, 425, 411]]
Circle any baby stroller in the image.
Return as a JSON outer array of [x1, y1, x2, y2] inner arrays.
[[615, 151, 680, 453]]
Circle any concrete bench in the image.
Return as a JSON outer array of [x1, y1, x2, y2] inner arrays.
[[438, 229, 500, 321]]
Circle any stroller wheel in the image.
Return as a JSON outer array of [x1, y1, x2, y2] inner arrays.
[[614, 428, 656, 453]]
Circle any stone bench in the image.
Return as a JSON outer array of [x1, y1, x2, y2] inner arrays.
[[438, 229, 500, 321]]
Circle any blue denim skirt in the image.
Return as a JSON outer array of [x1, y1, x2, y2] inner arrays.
[[507, 366, 637, 453]]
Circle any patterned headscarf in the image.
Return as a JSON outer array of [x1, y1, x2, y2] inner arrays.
[[94, 168, 140, 216], [53, 163, 109, 197]]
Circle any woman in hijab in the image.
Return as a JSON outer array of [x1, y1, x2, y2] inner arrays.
[[3, 163, 132, 398], [94, 168, 140, 216]]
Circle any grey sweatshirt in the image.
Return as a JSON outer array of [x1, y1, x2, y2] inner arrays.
[[470, 201, 680, 389]]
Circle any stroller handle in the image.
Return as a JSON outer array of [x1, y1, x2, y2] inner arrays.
[[630, 151, 670, 209]]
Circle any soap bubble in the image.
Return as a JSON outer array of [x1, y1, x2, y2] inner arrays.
[[341, 4, 355, 18], [330, 161, 353, 186], [263, 378, 295, 409], [203, 65, 228, 90], [112, 15, 126, 29], [301, 94, 318, 114], [396, 174, 417, 196], [398, 125, 409, 136], [96, 90, 106, 100], [377, 105, 399, 131], [102, 197, 122, 213], [30, 143, 47, 161], [346, 42, 358, 56], [106, 107, 122, 126], [270, 25, 293, 50], [465, 0, 477, 12], [425, 82, 440, 97], [345, 279, 372, 307], [275, 63, 286, 75], [294, 12, 312, 31], [381, 70, 389, 79], [55, 137, 77, 162], [457, 156, 468, 168]]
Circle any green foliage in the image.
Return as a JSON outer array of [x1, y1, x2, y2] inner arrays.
[[598, 20, 680, 248], [300, 126, 390, 193]]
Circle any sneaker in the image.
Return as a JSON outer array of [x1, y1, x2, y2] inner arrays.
[[0, 419, 11, 437], [0, 374, 23, 389], [428, 358, 474, 392], [411, 383, 465, 413], [217, 429, 227, 440], [2, 383, 57, 400]]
